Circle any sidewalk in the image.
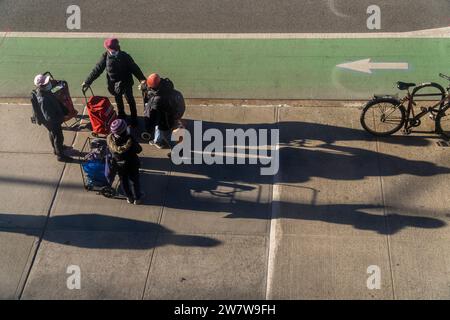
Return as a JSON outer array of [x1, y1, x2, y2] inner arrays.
[[0, 102, 449, 299]]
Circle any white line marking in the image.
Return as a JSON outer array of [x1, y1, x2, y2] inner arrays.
[[337, 58, 409, 74], [265, 106, 281, 300], [192, 150, 273, 160], [0, 27, 449, 39], [223, 145, 279, 151], [266, 182, 282, 299]]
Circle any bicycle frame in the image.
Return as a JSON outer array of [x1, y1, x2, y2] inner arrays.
[[401, 82, 449, 132]]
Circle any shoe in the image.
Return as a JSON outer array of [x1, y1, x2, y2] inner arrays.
[[54, 146, 70, 155], [132, 192, 145, 205], [57, 155, 73, 163], [126, 198, 133, 204], [149, 141, 169, 149]]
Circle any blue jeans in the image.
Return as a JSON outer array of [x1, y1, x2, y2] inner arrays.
[[154, 126, 176, 148]]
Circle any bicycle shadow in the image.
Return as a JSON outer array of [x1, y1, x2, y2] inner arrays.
[[134, 117, 449, 235], [146, 119, 450, 186], [122, 173, 447, 235]]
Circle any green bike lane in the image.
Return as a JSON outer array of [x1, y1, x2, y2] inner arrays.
[[0, 36, 449, 99]]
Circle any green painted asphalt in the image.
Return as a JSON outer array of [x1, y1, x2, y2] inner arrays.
[[0, 37, 449, 99]]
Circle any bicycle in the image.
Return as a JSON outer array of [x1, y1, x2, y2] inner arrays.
[[360, 73, 450, 139]]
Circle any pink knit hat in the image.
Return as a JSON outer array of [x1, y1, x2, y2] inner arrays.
[[104, 38, 120, 51]]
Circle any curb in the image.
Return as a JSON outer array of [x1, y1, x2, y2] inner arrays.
[[0, 97, 368, 108]]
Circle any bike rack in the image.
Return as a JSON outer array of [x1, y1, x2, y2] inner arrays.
[[411, 82, 446, 109]]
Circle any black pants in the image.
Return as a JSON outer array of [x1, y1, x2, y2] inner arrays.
[[144, 108, 159, 137], [144, 108, 175, 136], [119, 168, 141, 201], [44, 122, 64, 157], [114, 86, 137, 124]]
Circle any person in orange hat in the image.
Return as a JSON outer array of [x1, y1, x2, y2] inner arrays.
[[142, 73, 185, 149], [82, 38, 146, 127]]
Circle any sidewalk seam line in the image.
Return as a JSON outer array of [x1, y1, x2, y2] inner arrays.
[[141, 163, 173, 300], [17, 107, 83, 299], [17, 167, 66, 299], [375, 137, 396, 300], [265, 105, 280, 300], [14, 231, 39, 299]]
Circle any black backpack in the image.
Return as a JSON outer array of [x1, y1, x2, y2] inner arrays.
[[30, 90, 45, 125], [168, 89, 186, 120]]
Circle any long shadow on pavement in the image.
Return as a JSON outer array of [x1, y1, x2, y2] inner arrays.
[[141, 119, 449, 235], [147, 120, 450, 185], [0, 213, 221, 249], [1, 119, 448, 238]]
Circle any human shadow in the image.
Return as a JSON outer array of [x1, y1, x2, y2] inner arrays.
[[2, 117, 448, 238], [145, 119, 450, 186], [233, 200, 447, 235], [132, 118, 449, 235], [0, 213, 221, 250], [133, 172, 446, 235]]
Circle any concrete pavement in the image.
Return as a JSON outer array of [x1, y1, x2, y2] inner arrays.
[[269, 106, 450, 299], [1, 101, 450, 299]]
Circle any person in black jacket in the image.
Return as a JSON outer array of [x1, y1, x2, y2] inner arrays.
[[33, 74, 73, 162], [107, 119, 143, 205], [82, 38, 146, 127], [143, 73, 176, 149]]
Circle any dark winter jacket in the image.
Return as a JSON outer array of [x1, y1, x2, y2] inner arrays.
[[85, 51, 146, 95], [144, 78, 175, 129], [35, 89, 67, 125], [106, 133, 142, 174]]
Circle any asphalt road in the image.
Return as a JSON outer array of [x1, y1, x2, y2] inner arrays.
[[0, 0, 448, 33]]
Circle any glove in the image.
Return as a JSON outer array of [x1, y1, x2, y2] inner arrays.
[[138, 80, 147, 91], [81, 82, 89, 93]]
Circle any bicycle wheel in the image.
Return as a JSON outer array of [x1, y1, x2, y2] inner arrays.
[[360, 98, 406, 136], [435, 107, 450, 140]]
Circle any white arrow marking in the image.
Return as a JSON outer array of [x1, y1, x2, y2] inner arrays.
[[337, 58, 409, 74]]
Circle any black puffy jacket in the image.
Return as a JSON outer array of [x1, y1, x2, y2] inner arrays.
[[144, 78, 175, 130], [35, 89, 67, 125], [85, 51, 146, 95]]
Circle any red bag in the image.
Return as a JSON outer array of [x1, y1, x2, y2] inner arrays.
[[50, 79, 78, 122], [86, 95, 117, 135]]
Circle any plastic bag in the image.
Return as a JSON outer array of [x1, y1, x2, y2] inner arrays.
[[82, 159, 108, 187]]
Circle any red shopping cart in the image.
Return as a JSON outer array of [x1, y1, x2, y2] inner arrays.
[[83, 87, 117, 137]]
